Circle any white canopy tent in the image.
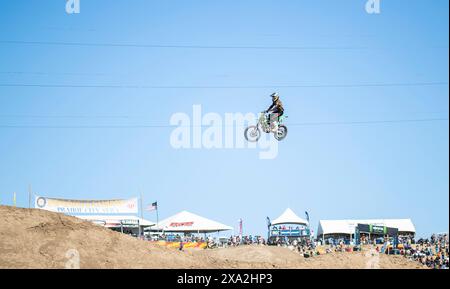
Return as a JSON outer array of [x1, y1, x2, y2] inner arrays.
[[317, 219, 416, 238], [271, 208, 309, 226], [150, 211, 232, 233]]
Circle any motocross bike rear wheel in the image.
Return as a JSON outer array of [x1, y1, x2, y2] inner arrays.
[[244, 126, 261, 142], [274, 125, 288, 141]]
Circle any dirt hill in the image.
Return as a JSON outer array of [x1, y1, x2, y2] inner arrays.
[[0, 206, 204, 268], [0, 206, 425, 269]]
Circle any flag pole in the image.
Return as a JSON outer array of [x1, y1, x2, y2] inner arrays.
[[139, 192, 144, 239], [28, 184, 32, 209], [140, 192, 144, 220], [156, 202, 159, 235]]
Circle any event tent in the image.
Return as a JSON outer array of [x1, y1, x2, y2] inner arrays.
[[271, 208, 309, 226], [151, 211, 232, 233], [317, 219, 416, 237]]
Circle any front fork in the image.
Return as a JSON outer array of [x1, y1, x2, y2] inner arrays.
[[260, 114, 278, 132], [265, 115, 279, 132], [259, 118, 268, 132]]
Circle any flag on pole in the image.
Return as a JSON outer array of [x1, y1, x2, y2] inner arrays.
[[238, 218, 243, 236], [266, 217, 271, 227], [145, 201, 158, 212], [305, 211, 310, 223], [13, 192, 16, 207]]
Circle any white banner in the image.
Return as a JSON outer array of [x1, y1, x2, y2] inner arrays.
[[34, 196, 138, 214]]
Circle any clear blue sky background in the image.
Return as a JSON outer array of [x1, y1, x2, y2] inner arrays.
[[0, 0, 448, 238]]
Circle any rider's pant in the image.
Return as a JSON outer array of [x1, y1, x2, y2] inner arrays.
[[268, 110, 284, 124]]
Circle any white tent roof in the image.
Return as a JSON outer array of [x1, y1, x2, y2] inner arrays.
[[152, 211, 232, 233], [317, 219, 416, 236], [271, 208, 309, 226], [75, 215, 155, 227]]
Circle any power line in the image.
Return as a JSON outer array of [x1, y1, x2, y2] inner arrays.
[[0, 118, 447, 129], [0, 40, 368, 50], [289, 118, 449, 126], [0, 71, 111, 76], [0, 114, 130, 119], [0, 82, 447, 89], [0, 113, 447, 120]]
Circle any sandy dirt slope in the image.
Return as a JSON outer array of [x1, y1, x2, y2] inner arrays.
[[0, 206, 205, 269], [0, 206, 425, 269], [193, 245, 426, 269]]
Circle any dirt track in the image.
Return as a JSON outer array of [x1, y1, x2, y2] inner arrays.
[[0, 206, 425, 269]]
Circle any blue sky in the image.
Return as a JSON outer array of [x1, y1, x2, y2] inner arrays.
[[0, 0, 448, 238]]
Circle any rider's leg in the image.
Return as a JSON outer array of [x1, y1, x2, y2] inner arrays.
[[278, 110, 284, 122], [268, 112, 273, 125], [270, 112, 279, 131]]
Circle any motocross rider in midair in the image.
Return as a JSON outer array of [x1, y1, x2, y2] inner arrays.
[[265, 92, 284, 131]]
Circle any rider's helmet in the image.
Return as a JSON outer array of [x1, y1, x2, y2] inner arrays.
[[271, 92, 279, 101]]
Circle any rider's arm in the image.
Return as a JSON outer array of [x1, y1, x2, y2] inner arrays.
[[266, 102, 275, 113]]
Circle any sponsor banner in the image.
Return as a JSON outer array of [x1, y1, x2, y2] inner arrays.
[[169, 222, 194, 228], [34, 196, 138, 214], [90, 220, 138, 228], [370, 225, 387, 234], [152, 241, 207, 249], [120, 219, 140, 227]]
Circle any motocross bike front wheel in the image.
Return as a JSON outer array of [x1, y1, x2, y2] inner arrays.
[[274, 125, 288, 141], [244, 126, 261, 142]]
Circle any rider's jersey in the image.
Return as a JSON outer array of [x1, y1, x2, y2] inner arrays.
[[268, 99, 284, 112]]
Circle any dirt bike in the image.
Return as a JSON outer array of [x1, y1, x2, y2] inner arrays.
[[244, 112, 288, 142]]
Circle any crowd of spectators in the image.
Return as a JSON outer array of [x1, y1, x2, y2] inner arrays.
[[159, 233, 206, 243], [223, 235, 266, 247], [399, 233, 449, 269], [143, 230, 449, 269], [145, 233, 268, 248]]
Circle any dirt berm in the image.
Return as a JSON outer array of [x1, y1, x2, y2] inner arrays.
[[0, 206, 424, 269]]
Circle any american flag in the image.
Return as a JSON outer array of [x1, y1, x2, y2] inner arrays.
[[145, 201, 158, 211], [238, 218, 243, 236]]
